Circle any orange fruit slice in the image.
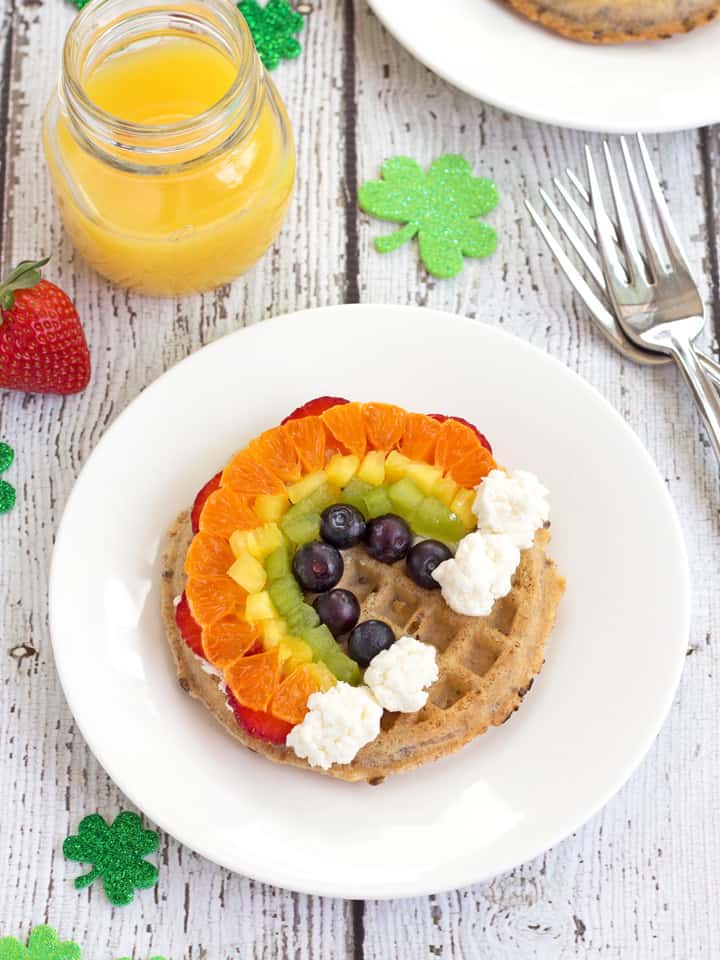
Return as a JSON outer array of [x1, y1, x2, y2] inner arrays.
[[447, 446, 496, 487], [322, 401, 367, 459], [399, 413, 441, 462], [434, 418, 481, 474], [363, 403, 406, 451], [270, 664, 322, 725], [202, 616, 259, 668], [222, 450, 286, 495], [225, 648, 282, 712], [283, 416, 327, 473], [184, 531, 235, 578], [186, 576, 247, 627], [246, 426, 302, 484], [199, 487, 258, 539]]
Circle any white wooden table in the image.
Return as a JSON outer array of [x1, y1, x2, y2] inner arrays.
[[1, 2, 719, 956]]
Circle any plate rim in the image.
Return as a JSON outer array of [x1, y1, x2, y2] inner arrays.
[[49, 303, 691, 898]]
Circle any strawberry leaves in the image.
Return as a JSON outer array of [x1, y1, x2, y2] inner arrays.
[[0, 258, 50, 316], [63, 812, 160, 906], [358, 154, 499, 278]]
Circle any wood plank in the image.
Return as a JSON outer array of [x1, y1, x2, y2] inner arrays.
[[355, 5, 720, 958]]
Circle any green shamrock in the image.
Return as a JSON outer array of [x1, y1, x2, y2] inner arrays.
[[0, 441, 15, 514], [0, 926, 81, 960], [63, 812, 160, 906], [358, 154, 499, 279], [239, 0, 304, 70]]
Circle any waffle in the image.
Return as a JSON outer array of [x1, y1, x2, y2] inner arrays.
[[505, 0, 720, 42], [162, 511, 565, 783]]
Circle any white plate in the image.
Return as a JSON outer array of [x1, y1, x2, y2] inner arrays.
[[368, 0, 720, 133], [50, 304, 689, 898]]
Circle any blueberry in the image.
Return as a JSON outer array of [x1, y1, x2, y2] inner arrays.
[[320, 503, 366, 549], [364, 514, 412, 564], [313, 589, 361, 637], [406, 539, 452, 590], [292, 541, 344, 593], [348, 620, 396, 666]]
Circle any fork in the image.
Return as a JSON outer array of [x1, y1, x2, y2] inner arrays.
[[525, 153, 720, 384], [583, 135, 720, 464]]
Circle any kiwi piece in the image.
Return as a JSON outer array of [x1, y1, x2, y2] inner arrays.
[[388, 477, 424, 519], [300, 624, 336, 661], [323, 647, 362, 685], [281, 511, 321, 545], [341, 477, 373, 516], [362, 485, 393, 519], [286, 602, 321, 635], [412, 496, 465, 542], [268, 575, 303, 616], [265, 544, 291, 582]]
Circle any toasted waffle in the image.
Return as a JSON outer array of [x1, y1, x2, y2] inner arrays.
[[162, 511, 565, 783]]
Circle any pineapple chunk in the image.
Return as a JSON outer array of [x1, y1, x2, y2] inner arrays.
[[287, 470, 327, 504], [309, 661, 337, 692], [244, 590, 276, 622], [405, 461, 443, 495], [229, 529, 248, 558], [262, 617, 289, 648], [450, 488, 476, 530], [326, 453, 360, 487], [279, 636, 314, 671], [356, 451, 386, 486], [432, 475, 460, 507], [246, 523, 284, 559], [228, 552, 267, 593], [384, 451, 412, 483], [254, 492, 289, 523]]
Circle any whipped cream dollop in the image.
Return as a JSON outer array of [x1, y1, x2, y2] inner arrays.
[[286, 682, 382, 770], [432, 532, 520, 617], [473, 469, 549, 550], [364, 635, 438, 713]]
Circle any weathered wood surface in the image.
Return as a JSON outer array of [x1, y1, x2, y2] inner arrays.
[[1, 0, 718, 957]]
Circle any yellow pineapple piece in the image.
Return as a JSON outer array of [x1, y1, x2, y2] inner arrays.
[[405, 461, 443, 495], [246, 523, 284, 559], [229, 529, 248, 558], [356, 451, 386, 486], [385, 450, 412, 483], [309, 661, 337, 692], [287, 470, 327, 504], [244, 590, 276, 623], [326, 453, 360, 487], [262, 617, 289, 648], [228, 551, 267, 593], [432, 475, 460, 507], [279, 636, 314, 671], [254, 492, 290, 523], [451, 488, 476, 530]]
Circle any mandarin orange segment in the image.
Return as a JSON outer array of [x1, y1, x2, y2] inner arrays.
[[283, 416, 327, 473], [184, 531, 235, 578], [446, 446, 496, 487], [199, 487, 258, 539], [434, 418, 481, 474], [202, 616, 259, 668], [186, 575, 247, 627], [222, 450, 286, 496], [363, 403, 407, 451], [246, 425, 302, 484], [399, 413, 442, 462], [269, 664, 321, 725], [321, 401, 367, 458], [225, 648, 282, 712]]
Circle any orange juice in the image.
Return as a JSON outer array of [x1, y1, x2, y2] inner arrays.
[[43, 1, 295, 296]]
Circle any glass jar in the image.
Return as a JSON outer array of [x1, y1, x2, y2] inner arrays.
[[43, 0, 295, 296]]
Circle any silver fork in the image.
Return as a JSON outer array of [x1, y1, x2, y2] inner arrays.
[[584, 135, 720, 464], [525, 156, 720, 383]]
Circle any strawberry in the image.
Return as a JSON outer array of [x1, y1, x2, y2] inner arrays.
[[191, 471, 222, 533], [175, 591, 204, 658], [0, 257, 91, 395], [429, 413, 492, 454], [281, 396, 348, 424], [227, 690, 293, 744]]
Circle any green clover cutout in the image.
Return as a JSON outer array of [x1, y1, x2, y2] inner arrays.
[[0, 926, 81, 960], [63, 812, 160, 906], [358, 154, 499, 279], [239, 0, 304, 70], [0, 441, 16, 514]]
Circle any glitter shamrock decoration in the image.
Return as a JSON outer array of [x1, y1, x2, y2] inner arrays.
[[239, 0, 304, 70], [358, 154, 499, 279], [0, 441, 16, 514], [0, 926, 81, 960], [63, 812, 160, 906]]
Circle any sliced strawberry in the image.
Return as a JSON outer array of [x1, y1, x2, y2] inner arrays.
[[429, 414, 492, 454], [190, 471, 222, 533], [175, 592, 204, 658], [227, 690, 293, 745], [281, 396, 349, 424]]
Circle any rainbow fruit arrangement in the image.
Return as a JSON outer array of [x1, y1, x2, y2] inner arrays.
[[175, 397, 496, 745]]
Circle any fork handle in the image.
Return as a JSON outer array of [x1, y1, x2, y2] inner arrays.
[[699, 349, 720, 388], [668, 331, 720, 466]]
